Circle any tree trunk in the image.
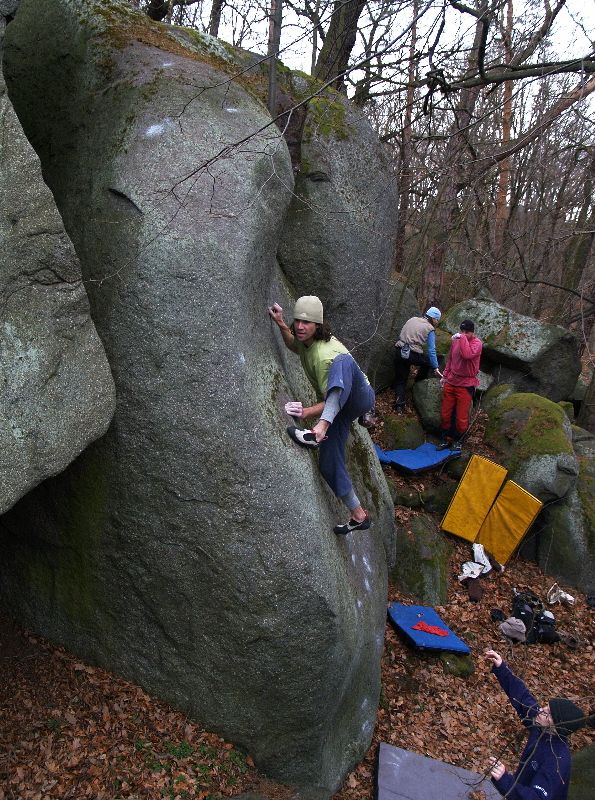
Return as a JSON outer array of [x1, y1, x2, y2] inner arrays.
[[145, 0, 169, 22], [267, 0, 283, 117], [209, 0, 225, 37], [493, 0, 513, 256], [314, 0, 366, 91], [394, 0, 418, 275]]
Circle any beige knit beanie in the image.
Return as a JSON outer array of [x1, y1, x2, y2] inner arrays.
[[293, 296, 323, 324]]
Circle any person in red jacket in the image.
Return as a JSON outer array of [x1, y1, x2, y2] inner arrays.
[[439, 319, 482, 447]]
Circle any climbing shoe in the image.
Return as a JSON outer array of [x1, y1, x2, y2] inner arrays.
[[287, 426, 318, 449], [334, 514, 371, 535]]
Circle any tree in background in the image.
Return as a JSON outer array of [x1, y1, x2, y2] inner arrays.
[[132, 0, 594, 393]]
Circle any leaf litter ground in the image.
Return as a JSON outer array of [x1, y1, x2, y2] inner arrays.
[[1, 395, 593, 800]]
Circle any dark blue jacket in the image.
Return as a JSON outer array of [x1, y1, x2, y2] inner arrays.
[[491, 662, 571, 800]]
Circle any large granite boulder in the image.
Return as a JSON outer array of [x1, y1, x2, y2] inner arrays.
[[442, 298, 581, 402], [535, 428, 595, 593], [1, 1, 394, 794], [485, 392, 578, 502], [0, 24, 114, 515], [277, 80, 410, 390]]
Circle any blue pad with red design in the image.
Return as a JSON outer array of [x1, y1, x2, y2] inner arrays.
[[388, 603, 470, 654]]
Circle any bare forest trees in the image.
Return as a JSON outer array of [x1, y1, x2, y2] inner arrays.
[[133, 0, 594, 371]]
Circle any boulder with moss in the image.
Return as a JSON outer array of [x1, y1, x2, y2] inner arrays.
[[382, 415, 425, 450], [442, 298, 580, 402], [482, 383, 516, 413], [535, 430, 595, 592], [277, 75, 413, 390], [392, 514, 452, 605], [420, 480, 458, 515], [485, 393, 578, 502], [1, 1, 395, 794], [412, 377, 443, 432]]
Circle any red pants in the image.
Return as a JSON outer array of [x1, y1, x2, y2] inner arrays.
[[440, 383, 474, 438]]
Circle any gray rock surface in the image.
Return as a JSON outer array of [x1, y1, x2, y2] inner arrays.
[[569, 744, 595, 800], [382, 415, 425, 450], [0, 32, 114, 515], [485, 393, 578, 503], [412, 377, 442, 431], [1, 1, 394, 793], [535, 431, 595, 592], [514, 453, 579, 504], [277, 80, 408, 390], [442, 298, 581, 401], [391, 514, 451, 605], [0, 1, 19, 17]]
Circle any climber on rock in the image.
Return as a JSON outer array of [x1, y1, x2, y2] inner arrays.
[[268, 296, 375, 535]]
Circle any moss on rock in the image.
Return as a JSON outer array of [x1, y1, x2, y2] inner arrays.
[[382, 415, 425, 450], [440, 652, 474, 678], [391, 514, 451, 605], [485, 392, 572, 473]]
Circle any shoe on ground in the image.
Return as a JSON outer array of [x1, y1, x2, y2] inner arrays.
[[334, 514, 371, 535], [547, 582, 576, 606], [287, 426, 318, 449]]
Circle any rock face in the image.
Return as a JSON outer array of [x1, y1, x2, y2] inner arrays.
[[277, 90, 411, 389], [485, 393, 578, 502], [0, 25, 115, 515], [535, 429, 595, 593], [485, 393, 594, 592], [442, 298, 581, 402], [391, 514, 451, 605], [412, 377, 442, 432], [382, 415, 425, 450], [1, 1, 394, 793]]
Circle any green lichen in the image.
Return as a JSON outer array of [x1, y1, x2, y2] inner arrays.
[[434, 329, 451, 357], [391, 515, 451, 604], [303, 95, 349, 142], [557, 401, 575, 421], [576, 457, 595, 549], [382, 416, 424, 450], [485, 392, 572, 472]]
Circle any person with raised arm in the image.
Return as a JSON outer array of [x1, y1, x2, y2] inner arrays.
[[484, 648, 589, 800]]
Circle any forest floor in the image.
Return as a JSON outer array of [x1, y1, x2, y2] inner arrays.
[[1, 393, 594, 800]]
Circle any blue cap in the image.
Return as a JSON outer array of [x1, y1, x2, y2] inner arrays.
[[425, 307, 441, 321]]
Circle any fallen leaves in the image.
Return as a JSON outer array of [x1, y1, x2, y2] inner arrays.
[[0, 616, 272, 800]]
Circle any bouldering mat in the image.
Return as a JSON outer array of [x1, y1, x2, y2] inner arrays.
[[387, 603, 470, 654], [374, 443, 461, 473], [377, 742, 500, 800], [476, 480, 543, 564], [441, 454, 507, 542]]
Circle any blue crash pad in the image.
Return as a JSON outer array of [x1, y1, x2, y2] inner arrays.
[[387, 603, 470, 654], [374, 442, 460, 473]]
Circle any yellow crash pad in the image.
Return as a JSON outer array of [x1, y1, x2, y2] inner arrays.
[[476, 480, 543, 564], [440, 455, 507, 541]]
